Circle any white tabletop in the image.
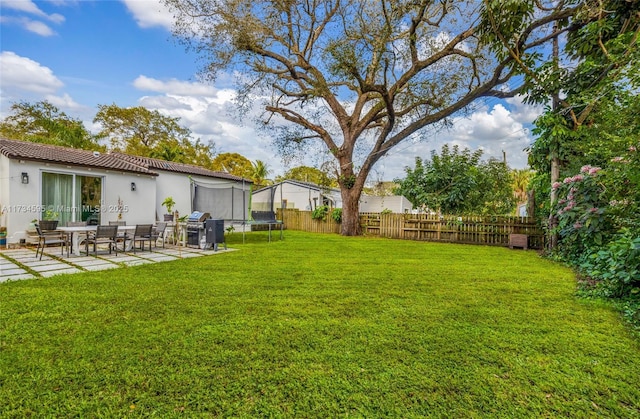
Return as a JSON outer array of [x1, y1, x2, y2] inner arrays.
[[57, 225, 136, 232]]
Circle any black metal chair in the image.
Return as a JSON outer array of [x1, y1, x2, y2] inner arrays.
[[85, 225, 118, 256], [132, 224, 153, 253], [35, 222, 69, 260]]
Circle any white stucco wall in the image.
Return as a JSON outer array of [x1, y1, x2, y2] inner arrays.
[[0, 157, 156, 244], [154, 170, 194, 221], [359, 195, 413, 213], [278, 183, 320, 210], [252, 181, 342, 211]]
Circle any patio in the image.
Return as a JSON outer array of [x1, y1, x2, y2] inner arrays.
[[0, 243, 235, 282]]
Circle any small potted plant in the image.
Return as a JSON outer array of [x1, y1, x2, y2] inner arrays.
[[39, 207, 59, 230], [162, 196, 176, 221]]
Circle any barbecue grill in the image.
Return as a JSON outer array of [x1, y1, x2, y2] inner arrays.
[[186, 211, 210, 247]]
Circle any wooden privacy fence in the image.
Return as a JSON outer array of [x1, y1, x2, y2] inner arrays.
[[279, 208, 341, 234], [279, 209, 545, 249]]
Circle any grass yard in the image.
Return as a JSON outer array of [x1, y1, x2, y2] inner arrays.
[[1, 231, 639, 417]]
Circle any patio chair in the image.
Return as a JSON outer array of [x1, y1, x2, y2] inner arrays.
[[132, 224, 153, 253], [35, 223, 69, 260], [85, 225, 118, 256], [109, 221, 127, 251], [151, 222, 167, 248]]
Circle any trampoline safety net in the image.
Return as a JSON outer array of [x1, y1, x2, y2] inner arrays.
[[192, 182, 250, 221]]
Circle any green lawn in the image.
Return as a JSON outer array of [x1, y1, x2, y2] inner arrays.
[[1, 231, 639, 417]]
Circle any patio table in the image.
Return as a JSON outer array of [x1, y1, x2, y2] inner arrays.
[[57, 225, 136, 256]]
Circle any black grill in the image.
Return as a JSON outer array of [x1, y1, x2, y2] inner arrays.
[[186, 211, 210, 247]]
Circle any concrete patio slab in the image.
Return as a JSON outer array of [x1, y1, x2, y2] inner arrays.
[[0, 243, 234, 282], [41, 268, 83, 277], [82, 264, 120, 271], [1, 268, 29, 276], [73, 259, 119, 267], [30, 263, 78, 272], [0, 274, 35, 282], [121, 259, 154, 267]]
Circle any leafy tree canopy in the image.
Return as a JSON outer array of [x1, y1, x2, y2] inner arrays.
[[93, 104, 216, 168], [276, 166, 337, 189], [395, 144, 515, 215], [211, 152, 253, 178], [250, 160, 272, 188], [163, 0, 591, 235], [0, 101, 103, 151]]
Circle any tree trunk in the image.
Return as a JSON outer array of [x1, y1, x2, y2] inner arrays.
[[340, 187, 363, 236]]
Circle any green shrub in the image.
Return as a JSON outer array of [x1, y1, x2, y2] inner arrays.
[[554, 151, 640, 329], [580, 230, 640, 299], [330, 208, 342, 223], [311, 205, 329, 221]]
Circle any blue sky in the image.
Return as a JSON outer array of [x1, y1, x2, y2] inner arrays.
[[0, 0, 539, 181]]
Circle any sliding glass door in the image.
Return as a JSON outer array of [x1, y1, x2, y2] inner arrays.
[[41, 172, 103, 225], [77, 175, 102, 224]]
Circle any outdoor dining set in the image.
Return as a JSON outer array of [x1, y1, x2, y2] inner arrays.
[[34, 221, 170, 260]]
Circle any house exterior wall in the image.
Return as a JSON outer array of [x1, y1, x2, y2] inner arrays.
[[155, 170, 193, 220], [252, 182, 322, 210], [0, 156, 155, 244], [116, 173, 156, 225], [252, 181, 343, 211], [359, 195, 413, 213]]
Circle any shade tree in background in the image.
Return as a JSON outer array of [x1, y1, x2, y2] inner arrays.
[[0, 101, 103, 151], [164, 0, 596, 235], [93, 104, 216, 168], [275, 166, 338, 189], [394, 144, 515, 215], [211, 152, 253, 178]]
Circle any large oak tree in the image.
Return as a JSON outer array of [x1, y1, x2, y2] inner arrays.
[[94, 104, 217, 168], [164, 0, 590, 235]]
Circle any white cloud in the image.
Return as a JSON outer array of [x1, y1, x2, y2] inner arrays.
[[505, 95, 545, 124], [133, 75, 219, 97], [2, 0, 64, 22], [376, 100, 539, 180], [120, 0, 174, 30], [0, 51, 64, 94], [0, 15, 58, 36], [133, 74, 276, 163], [44, 92, 83, 110], [0, 0, 65, 36], [22, 17, 56, 36]]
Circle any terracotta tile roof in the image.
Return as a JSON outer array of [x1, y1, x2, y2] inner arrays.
[[0, 138, 156, 176], [111, 153, 252, 183], [0, 138, 253, 183]]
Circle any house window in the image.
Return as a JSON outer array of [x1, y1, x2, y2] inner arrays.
[[41, 172, 103, 225], [281, 199, 288, 209]]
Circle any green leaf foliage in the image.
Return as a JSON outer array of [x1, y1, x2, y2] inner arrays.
[[0, 101, 104, 151], [395, 145, 515, 215]]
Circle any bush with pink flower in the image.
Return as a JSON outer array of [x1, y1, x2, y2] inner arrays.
[[553, 144, 639, 326]]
